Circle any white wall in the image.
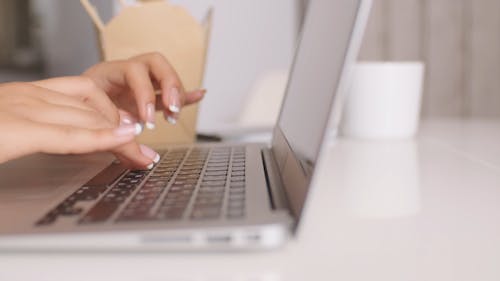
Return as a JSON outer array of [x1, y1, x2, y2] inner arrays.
[[168, 0, 299, 131]]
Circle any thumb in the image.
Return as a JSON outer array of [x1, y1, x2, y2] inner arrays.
[[184, 89, 207, 106]]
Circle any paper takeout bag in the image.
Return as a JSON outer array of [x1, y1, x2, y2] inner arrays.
[[81, 0, 212, 145]]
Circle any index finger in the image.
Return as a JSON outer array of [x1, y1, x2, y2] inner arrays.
[[133, 53, 186, 114]]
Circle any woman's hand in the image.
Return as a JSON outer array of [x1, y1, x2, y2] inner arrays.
[[0, 82, 140, 164], [18, 52, 206, 169], [30, 76, 165, 169], [82, 52, 206, 128]]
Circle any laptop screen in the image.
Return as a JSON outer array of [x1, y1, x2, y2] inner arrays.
[[271, 0, 371, 220]]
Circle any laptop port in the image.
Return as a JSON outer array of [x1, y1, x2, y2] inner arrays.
[[246, 233, 261, 242], [206, 234, 232, 244]]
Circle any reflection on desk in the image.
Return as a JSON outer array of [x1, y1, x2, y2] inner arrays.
[[334, 140, 421, 218]]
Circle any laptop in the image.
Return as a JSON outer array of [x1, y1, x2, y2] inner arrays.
[[0, 0, 371, 251]]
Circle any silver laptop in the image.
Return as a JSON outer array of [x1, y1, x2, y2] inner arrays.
[[0, 0, 371, 251]]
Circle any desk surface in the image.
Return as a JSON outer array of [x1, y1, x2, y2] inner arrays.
[[2, 119, 500, 281]]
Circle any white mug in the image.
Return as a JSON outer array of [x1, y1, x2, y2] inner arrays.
[[341, 62, 425, 139]]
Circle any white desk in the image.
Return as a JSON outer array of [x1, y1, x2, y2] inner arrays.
[[2, 119, 500, 281]]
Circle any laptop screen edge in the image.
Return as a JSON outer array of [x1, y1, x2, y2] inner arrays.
[[270, 0, 373, 230]]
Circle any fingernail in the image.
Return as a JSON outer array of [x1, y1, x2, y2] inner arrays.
[[153, 153, 160, 163], [163, 111, 178, 125], [135, 123, 144, 135], [139, 144, 160, 164], [121, 116, 134, 125], [145, 103, 155, 130], [114, 123, 143, 137], [167, 116, 177, 125], [165, 114, 177, 125], [119, 111, 137, 125], [168, 87, 181, 113], [146, 163, 154, 170]]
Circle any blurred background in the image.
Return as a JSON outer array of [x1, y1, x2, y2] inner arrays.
[[0, 0, 499, 132]]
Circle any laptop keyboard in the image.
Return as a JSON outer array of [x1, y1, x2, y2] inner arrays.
[[36, 147, 246, 226]]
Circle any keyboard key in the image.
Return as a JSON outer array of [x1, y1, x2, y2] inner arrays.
[[231, 171, 245, 176], [230, 176, 245, 182], [118, 212, 153, 221], [230, 181, 245, 187], [200, 180, 226, 186], [157, 207, 185, 220], [207, 162, 228, 167], [207, 167, 228, 171], [203, 176, 226, 181], [205, 171, 227, 176]]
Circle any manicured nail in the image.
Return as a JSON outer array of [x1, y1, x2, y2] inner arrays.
[[139, 144, 160, 164], [114, 123, 143, 137], [146, 163, 154, 170], [145, 103, 155, 130], [153, 153, 160, 163], [168, 87, 181, 113], [166, 114, 177, 125], [163, 111, 177, 125], [119, 111, 137, 125], [167, 116, 177, 125], [121, 116, 134, 125], [135, 123, 144, 135]]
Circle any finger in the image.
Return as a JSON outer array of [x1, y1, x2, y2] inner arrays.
[[26, 81, 97, 112], [113, 93, 140, 118], [184, 89, 207, 106], [118, 110, 138, 125], [133, 53, 187, 116], [123, 61, 157, 129], [34, 92, 96, 113], [11, 98, 116, 130], [78, 87, 121, 127], [152, 90, 205, 111], [32, 77, 121, 126], [159, 89, 206, 125], [112, 142, 160, 170], [0, 117, 43, 163], [32, 122, 141, 155], [138, 54, 206, 122], [162, 111, 179, 125], [31, 76, 89, 93]]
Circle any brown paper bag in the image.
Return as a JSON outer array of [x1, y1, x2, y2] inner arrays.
[[81, 0, 212, 145]]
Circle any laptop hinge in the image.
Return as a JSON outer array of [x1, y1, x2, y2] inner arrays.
[[261, 148, 289, 211]]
